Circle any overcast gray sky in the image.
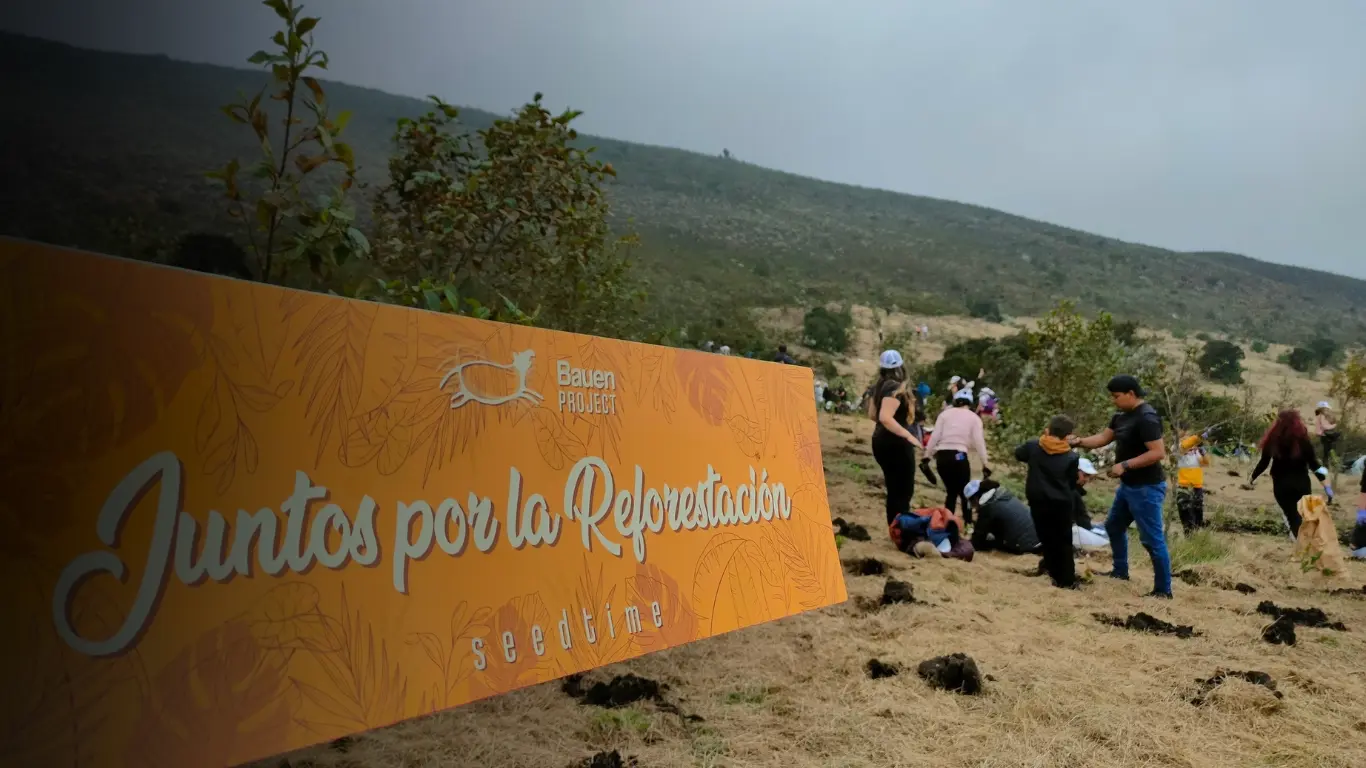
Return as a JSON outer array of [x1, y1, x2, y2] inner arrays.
[[6, 0, 1365, 277]]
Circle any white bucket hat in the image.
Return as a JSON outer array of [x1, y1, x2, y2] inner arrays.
[[953, 388, 974, 403], [879, 350, 904, 369], [1078, 458, 1098, 476], [1317, 401, 1332, 410]]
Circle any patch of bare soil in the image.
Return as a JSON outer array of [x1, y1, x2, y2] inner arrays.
[[916, 653, 984, 695], [1093, 612, 1202, 639]]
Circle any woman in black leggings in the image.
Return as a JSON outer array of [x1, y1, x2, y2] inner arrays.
[[868, 351, 921, 525], [1248, 409, 1330, 537]]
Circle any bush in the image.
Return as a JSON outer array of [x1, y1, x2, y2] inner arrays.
[[1284, 347, 1316, 373], [1112, 320, 1140, 347], [1307, 337, 1342, 369], [1251, 340, 1270, 354], [968, 299, 1003, 323], [920, 333, 1029, 396], [803, 306, 853, 354], [1195, 332, 1212, 342], [1198, 339, 1245, 385]]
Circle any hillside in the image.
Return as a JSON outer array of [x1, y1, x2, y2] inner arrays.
[[3, 32, 1365, 344]]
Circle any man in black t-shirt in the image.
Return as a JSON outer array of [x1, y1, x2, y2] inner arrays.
[[1069, 375, 1173, 598]]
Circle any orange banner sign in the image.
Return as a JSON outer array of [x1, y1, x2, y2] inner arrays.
[[0, 239, 844, 768]]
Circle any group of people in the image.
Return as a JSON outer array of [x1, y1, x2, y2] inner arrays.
[[868, 349, 1184, 598], [869, 341, 1366, 592]]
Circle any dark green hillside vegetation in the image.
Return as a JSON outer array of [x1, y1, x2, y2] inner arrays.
[[3, 30, 1365, 344]]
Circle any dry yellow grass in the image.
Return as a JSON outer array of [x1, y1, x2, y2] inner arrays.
[[264, 409, 1366, 768]]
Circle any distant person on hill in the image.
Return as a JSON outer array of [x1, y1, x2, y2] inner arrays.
[[911, 383, 938, 485], [1015, 415, 1082, 589], [977, 387, 1000, 421], [1176, 429, 1212, 534], [774, 345, 796, 365], [1315, 402, 1341, 468], [1245, 409, 1333, 538], [867, 350, 922, 525], [925, 389, 992, 522], [719, 344, 732, 356], [965, 479, 1041, 555], [1069, 375, 1172, 599]]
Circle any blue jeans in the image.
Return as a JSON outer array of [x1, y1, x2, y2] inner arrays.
[[1105, 482, 1172, 594]]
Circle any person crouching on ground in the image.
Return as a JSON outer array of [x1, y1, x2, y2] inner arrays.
[[868, 350, 921, 526], [926, 388, 992, 524], [1176, 428, 1211, 534], [1069, 375, 1172, 599], [1014, 415, 1081, 589], [965, 479, 1042, 556], [1072, 458, 1111, 550]]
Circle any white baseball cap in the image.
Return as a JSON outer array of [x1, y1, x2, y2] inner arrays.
[[1078, 458, 1098, 476], [879, 350, 904, 369], [950, 375, 962, 384], [1318, 401, 1332, 410]]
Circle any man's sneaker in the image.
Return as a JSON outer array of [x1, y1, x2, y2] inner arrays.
[[1098, 571, 1130, 581], [1146, 590, 1174, 600]]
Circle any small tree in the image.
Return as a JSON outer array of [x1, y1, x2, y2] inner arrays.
[[369, 94, 643, 337], [995, 301, 1123, 451], [1328, 351, 1366, 488], [209, 0, 368, 284], [1148, 344, 1204, 533], [1198, 339, 1245, 385], [803, 306, 853, 354], [1284, 347, 1316, 374]]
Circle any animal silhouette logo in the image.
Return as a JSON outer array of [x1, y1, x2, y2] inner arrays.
[[439, 348, 543, 409]]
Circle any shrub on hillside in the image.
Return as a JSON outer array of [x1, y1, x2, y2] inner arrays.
[[968, 299, 1004, 323], [803, 306, 853, 354], [1307, 337, 1342, 369], [1199, 340, 1246, 385], [1251, 340, 1270, 354], [919, 333, 1029, 396], [1282, 347, 1316, 373]]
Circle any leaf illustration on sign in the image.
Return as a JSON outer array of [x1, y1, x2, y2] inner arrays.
[[626, 563, 699, 652], [246, 582, 343, 656], [0, 571, 147, 767], [726, 413, 765, 461], [690, 533, 787, 635], [632, 346, 677, 423], [127, 620, 290, 768], [470, 594, 559, 699], [569, 557, 636, 670], [674, 350, 731, 426], [340, 312, 425, 475], [413, 324, 525, 484], [528, 407, 588, 471], [0, 250, 211, 531], [407, 601, 492, 713], [286, 295, 378, 468], [288, 586, 408, 739]]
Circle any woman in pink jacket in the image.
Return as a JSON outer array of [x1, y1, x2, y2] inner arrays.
[[926, 388, 992, 522]]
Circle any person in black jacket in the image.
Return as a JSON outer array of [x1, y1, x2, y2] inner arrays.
[[1246, 409, 1332, 538], [1014, 414, 1081, 589], [966, 479, 1042, 555]]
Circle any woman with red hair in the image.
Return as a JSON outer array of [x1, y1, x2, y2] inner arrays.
[[1248, 409, 1331, 537]]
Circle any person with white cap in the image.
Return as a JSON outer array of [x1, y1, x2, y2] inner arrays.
[[1314, 402, 1340, 469], [1071, 458, 1111, 550], [866, 350, 922, 525], [925, 387, 992, 523], [966, 478, 1042, 555]]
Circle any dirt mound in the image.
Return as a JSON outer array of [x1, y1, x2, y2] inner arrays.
[[1232, 582, 1258, 594], [880, 579, 917, 606], [1256, 601, 1348, 631], [833, 517, 872, 542], [1175, 569, 1204, 586], [572, 751, 639, 768], [843, 557, 888, 576], [917, 653, 984, 695], [1093, 612, 1201, 639], [866, 659, 900, 679], [1328, 585, 1366, 597], [563, 674, 663, 708], [1262, 616, 1297, 646], [1190, 670, 1282, 706]]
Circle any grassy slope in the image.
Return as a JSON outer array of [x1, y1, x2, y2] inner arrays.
[[3, 32, 1365, 343]]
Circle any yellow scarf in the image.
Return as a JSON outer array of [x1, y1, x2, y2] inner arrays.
[[1040, 434, 1071, 455]]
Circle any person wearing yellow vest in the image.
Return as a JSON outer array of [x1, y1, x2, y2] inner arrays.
[[1176, 430, 1211, 534]]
